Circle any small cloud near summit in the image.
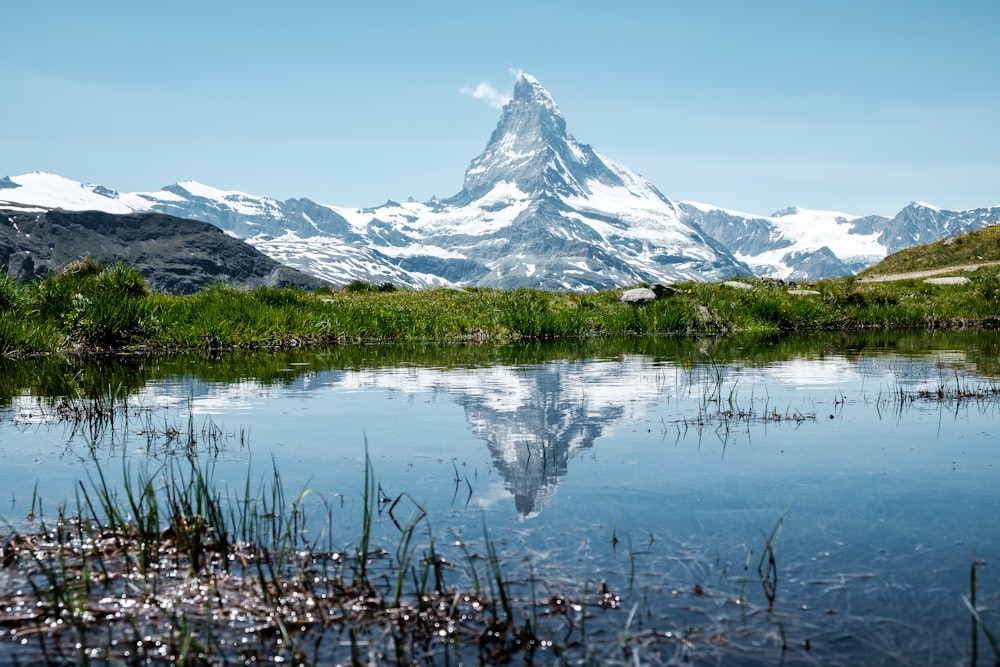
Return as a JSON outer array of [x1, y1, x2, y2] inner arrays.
[[460, 81, 511, 109]]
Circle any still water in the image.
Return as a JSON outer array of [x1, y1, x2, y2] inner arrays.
[[0, 331, 998, 665]]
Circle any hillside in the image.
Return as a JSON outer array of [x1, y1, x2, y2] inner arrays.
[[0, 207, 331, 294], [857, 224, 1000, 277]]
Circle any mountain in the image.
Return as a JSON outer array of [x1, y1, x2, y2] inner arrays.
[[857, 219, 1000, 277], [3, 74, 1000, 286], [326, 73, 752, 290], [0, 206, 330, 294], [680, 203, 889, 279], [875, 202, 1000, 253], [681, 201, 1000, 280], [0, 75, 750, 290]]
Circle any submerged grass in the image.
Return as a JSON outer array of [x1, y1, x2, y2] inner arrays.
[[1, 403, 650, 665], [965, 554, 1000, 667], [2, 360, 998, 664], [0, 395, 861, 666], [1, 452, 558, 664], [2, 261, 999, 355]]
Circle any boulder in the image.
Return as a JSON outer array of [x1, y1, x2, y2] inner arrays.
[[619, 288, 657, 304], [924, 276, 969, 285], [619, 283, 678, 304], [651, 283, 679, 298]]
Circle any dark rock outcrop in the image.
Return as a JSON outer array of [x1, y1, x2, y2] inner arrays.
[[0, 208, 331, 294]]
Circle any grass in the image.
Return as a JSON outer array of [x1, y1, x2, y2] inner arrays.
[[2, 260, 999, 356], [870, 372, 1000, 418], [2, 399, 656, 664], [0, 446, 566, 664], [964, 554, 1000, 667]]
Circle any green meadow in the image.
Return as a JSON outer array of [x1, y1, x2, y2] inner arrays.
[[1, 257, 998, 356]]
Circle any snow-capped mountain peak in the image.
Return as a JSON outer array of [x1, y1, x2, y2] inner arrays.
[[171, 181, 259, 201], [457, 72, 626, 205], [159, 181, 291, 220], [513, 72, 558, 111]]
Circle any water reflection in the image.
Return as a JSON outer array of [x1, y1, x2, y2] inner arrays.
[[0, 330, 998, 665], [2, 329, 997, 407], [1, 330, 998, 521], [465, 362, 608, 517], [334, 357, 657, 517]]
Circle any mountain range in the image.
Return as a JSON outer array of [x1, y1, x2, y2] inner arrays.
[[3, 73, 999, 290]]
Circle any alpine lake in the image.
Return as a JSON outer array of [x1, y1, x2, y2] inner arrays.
[[0, 330, 997, 666]]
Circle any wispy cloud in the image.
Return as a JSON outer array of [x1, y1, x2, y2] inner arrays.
[[460, 81, 510, 109]]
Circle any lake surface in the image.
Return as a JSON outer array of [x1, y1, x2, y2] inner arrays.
[[1, 331, 998, 665]]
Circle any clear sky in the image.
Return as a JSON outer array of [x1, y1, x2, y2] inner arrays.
[[3, 1, 998, 216]]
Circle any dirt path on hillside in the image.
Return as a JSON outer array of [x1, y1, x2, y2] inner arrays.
[[856, 261, 1000, 283]]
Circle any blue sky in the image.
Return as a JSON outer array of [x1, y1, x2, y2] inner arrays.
[[3, 1, 998, 216]]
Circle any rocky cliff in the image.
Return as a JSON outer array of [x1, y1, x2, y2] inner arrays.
[[0, 207, 331, 294]]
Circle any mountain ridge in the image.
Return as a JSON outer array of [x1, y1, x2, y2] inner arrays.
[[4, 74, 1000, 287], [0, 206, 331, 294]]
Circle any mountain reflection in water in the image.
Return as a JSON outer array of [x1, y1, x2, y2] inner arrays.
[[1, 330, 997, 522], [326, 357, 652, 517]]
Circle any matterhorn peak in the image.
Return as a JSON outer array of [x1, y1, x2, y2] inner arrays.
[[510, 72, 561, 117], [454, 73, 624, 205]]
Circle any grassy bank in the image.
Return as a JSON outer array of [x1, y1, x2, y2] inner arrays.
[[2, 259, 999, 355]]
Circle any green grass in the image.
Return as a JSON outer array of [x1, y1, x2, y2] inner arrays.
[[1, 261, 999, 356]]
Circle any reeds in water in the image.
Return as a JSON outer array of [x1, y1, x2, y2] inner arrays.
[[0, 430, 595, 664]]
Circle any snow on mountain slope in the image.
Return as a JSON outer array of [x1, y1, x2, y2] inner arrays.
[[400, 73, 749, 289], [251, 232, 434, 288], [431, 184, 532, 237], [0, 172, 140, 213], [167, 181, 290, 220], [765, 206, 881, 255], [6, 75, 1000, 287], [680, 201, 889, 279]]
